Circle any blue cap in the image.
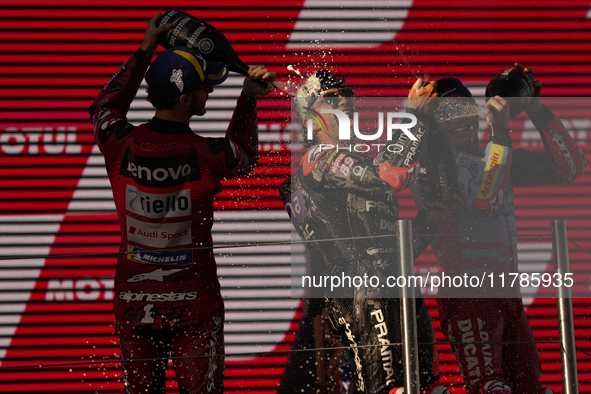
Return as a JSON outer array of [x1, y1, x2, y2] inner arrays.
[[145, 46, 228, 99], [435, 78, 472, 97]]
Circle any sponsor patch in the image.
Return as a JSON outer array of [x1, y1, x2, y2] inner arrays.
[[126, 216, 191, 248], [477, 144, 505, 200], [126, 185, 191, 219], [330, 153, 347, 174], [107, 82, 122, 93], [547, 127, 580, 183], [338, 317, 365, 391], [122, 304, 192, 329], [370, 309, 395, 385], [126, 245, 193, 266], [102, 64, 127, 91], [352, 165, 368, 179], [120, 148, 201, 187], [286, 187, 307, 227], [118, 290, 199, 304], [322, 150, 339, 168], [170, 69, 184, 93]]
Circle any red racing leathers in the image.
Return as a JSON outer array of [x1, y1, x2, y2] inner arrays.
[[89, 48, 259, 394], [431, 105, 586, 394]]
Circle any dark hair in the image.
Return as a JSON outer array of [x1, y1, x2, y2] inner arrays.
[[146, 87, 180, 111]]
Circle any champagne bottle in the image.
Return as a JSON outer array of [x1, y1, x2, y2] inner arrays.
[[157, 9, 269, 87], [485, 65, 535, 118]]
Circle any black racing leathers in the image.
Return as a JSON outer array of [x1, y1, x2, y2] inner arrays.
[[279, 108, 457, 393]]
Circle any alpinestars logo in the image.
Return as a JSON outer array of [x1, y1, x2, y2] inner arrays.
[[338, 317, 365, 391], [118, 290, 199, 304], [548, 127, 579, 183], [127, 267, 189, 283]]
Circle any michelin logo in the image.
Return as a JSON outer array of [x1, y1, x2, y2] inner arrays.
[[127, 245, 193, 266]]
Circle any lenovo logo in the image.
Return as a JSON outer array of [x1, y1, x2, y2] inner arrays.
[[120, 149, 201, 187]]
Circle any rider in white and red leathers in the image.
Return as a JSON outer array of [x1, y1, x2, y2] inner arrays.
[[429, 77, 586, 394], [89, 17, 272, 394]]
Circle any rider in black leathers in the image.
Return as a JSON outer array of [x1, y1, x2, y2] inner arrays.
[[279, 71, 464, 394]]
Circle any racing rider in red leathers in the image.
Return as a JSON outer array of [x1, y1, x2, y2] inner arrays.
[[427, 72, 586, 394], [89, 15, 275, 394], [279, 70, 464, 394]]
